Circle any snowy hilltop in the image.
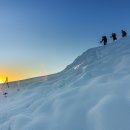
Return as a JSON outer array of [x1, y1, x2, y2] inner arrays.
[[0, 37, 130, 130]]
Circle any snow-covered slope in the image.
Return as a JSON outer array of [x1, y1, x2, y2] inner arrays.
[[0, 37, 130, 130]]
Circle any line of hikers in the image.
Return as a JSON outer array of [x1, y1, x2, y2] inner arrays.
[[100, 30, 127, 46]]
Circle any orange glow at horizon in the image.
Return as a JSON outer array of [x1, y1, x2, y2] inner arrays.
[[0, 66, 49, 82], [0, 79, 4, 83], [0, 74, 20, 83]]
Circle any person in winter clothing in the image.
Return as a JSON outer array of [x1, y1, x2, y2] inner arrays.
[[100, 36, 107, 45], [110, 33, 117, 41], [5, 77, 9, 88], [121, 30, 127, 38], [3, 92, 8, 96]]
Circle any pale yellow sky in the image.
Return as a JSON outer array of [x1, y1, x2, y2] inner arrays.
[[0, 65, 48, 82]]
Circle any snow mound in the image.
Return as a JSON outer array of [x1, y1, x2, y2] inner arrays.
[[0, 37, 130, 130]]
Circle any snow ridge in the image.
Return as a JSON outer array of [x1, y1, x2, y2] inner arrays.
[[0, 37, 130, 130]]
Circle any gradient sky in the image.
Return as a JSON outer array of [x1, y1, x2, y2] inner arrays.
[[0, 0, 130, 82]]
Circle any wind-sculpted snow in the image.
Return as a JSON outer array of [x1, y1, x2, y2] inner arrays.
[[0, 37, 130, 130]]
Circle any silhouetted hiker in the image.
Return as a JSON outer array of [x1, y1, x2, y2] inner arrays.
[[3, 92, 8, 97], [5, 77, 9, 88], [100, 36, 107, 45], [121, 30, 127, 38], [110, 33, 117, 41]]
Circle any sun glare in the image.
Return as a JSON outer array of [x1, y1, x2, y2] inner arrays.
[[0, 79, 4, 84]]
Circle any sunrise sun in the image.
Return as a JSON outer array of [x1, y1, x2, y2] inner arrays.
[[0, 79, 4, 84]]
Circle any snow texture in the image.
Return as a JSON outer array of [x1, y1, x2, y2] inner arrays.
[[0, 37, 130, 130]]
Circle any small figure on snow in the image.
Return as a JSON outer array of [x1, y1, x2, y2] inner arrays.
[[121, 30, 127, 38], [5, 77, 9, 88], [3, 92, 8, 97], [100, 36, 107, 45], [110, 33, 117, 41]]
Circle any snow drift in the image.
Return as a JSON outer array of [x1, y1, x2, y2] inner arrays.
[[0, 37, 130, 130]]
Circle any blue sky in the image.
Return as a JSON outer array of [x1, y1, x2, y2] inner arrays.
[[0, 0, 130, 81]]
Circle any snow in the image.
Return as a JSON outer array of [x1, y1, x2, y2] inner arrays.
[[0, 37, 130, 130]]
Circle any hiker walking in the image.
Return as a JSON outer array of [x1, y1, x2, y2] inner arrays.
[[121, 30, 127, 38], [100, 36, 107, 45], [1, 77, 9, 96], [2, 77, 8, 96], [3, 92, 8, 97], [5, 77, 9, 88], [110, 33, 117, 41]]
